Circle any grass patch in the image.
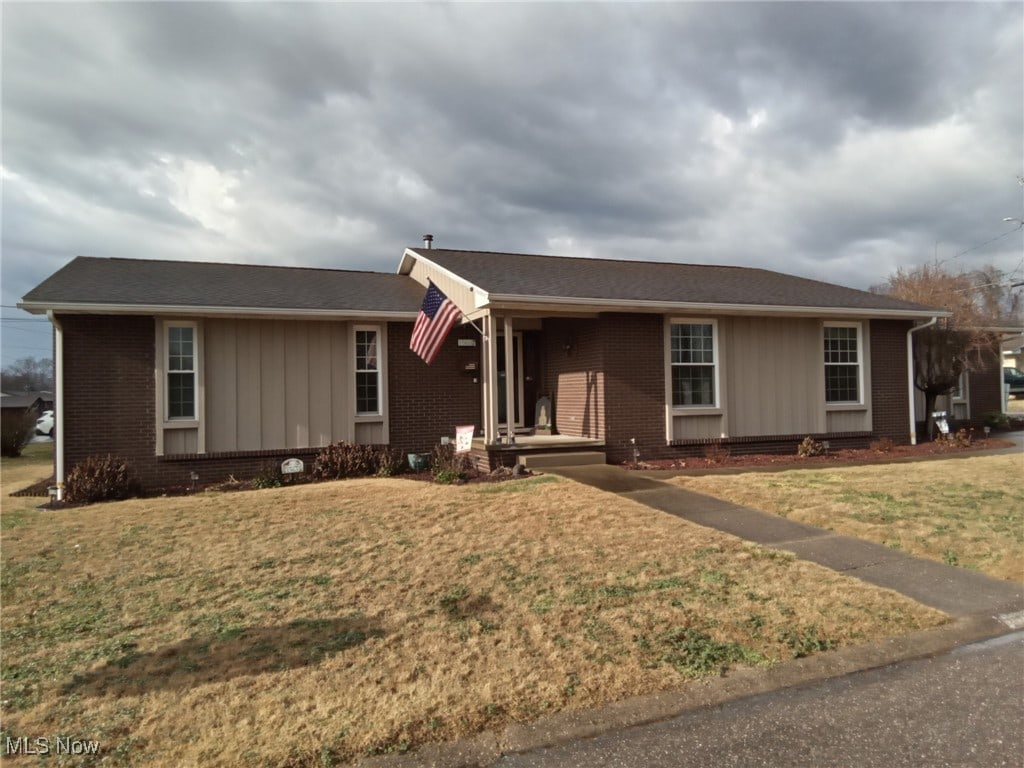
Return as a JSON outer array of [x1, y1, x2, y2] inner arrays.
[[1, 454, 946, 766], [676, 454, 1023, 581]]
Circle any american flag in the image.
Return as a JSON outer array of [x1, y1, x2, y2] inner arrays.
[[410, 283, 461, 365]]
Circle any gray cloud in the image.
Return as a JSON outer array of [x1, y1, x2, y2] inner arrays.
[[3, 2, 1021, 366]]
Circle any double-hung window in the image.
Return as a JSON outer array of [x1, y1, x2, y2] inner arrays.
[[824, 323, 861, 404], [670, 321, 718, 407], [355, 328, 380, 415], [167, 324, 197, 419]]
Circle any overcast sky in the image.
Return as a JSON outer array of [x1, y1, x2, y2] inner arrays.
[[2, 2, 1022, 368]]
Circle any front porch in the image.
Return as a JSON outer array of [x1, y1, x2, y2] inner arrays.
[[468, 433, 605, 472]]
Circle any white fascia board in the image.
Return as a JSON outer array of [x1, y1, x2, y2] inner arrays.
[[396, 249, 491, 305], [482, 294, 951, 320], [17, 301, 419, 321]]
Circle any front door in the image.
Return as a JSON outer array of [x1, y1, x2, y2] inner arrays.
[[497, 333, 523, 428]]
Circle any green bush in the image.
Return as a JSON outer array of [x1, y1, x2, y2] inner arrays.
[[0, 410, 36, 458], [982, 412, 1010, 431], [311, 442, 403, 481], [65, 455, 137, 504], [429, 443, 472, 484]]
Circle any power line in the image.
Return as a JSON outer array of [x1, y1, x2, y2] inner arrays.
[[937, 224, 1024, 267]]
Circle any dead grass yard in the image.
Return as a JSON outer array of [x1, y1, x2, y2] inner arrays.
[[675, 454, 1024, 582], [2, 446, 946, 766]]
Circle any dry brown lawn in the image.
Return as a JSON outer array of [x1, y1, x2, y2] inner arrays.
[[676, 454, 1024, 582], [2, 445, 946, 766]]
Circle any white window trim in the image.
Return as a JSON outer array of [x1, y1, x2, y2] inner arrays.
[[824, 321, 864, 408], [353, 324, 386, 421], [950, 371, 968, 403], [667, 318, 721, 412], [155, 319, 204, 455]]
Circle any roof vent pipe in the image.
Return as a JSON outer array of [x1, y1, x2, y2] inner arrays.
[[423, 234, 433, 249]]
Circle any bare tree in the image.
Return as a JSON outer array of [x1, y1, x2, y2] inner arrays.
[[1, 356, 54, 393], [876, 264, 1011, 438]]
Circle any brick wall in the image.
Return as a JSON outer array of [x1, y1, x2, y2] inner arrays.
[[60, 314, 159, 486], [870, 319, 913, 444], [541, 318, 604, 439], [387, 322, 481, 454], [600, 314, 666, 463]]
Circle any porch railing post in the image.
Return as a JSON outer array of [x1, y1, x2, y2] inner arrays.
[[482, 313, 498, 445], [504, 315, 516, 445]]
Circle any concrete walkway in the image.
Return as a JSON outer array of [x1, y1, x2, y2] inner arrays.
[[548, 463, 1023, 619]]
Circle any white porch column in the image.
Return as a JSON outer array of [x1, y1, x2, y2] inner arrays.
[[482, 313, 499, 444], [503, 315, 516, 444]]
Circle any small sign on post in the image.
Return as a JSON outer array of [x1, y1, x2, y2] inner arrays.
[[931, 411, 950, 436], [455, 425, 475, 454]]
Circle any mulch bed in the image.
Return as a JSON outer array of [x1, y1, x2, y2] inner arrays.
[[625, 436, 1016, 473]]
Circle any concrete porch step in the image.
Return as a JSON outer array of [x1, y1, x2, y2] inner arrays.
[[518, 451, 607, 469]]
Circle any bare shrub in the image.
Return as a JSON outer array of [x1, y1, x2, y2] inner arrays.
[[65, 455, 137, 504], [797, 437, 825, 458], [312, 443, 403, 481], [0, 410, 36, 458], [702, 443, 731, 464], [869, 437, 895, 453]]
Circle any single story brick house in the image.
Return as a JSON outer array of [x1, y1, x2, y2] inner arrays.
[[21, 245, 951, 494]]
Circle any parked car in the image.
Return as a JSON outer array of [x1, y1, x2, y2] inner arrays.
[[1004, 367, 1024, 398], [35, 410, 54, 436]]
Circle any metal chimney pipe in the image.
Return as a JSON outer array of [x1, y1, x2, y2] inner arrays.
[[422, 234, 433, 249]]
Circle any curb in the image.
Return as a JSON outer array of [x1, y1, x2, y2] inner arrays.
[[354, 613, 1013, 767]]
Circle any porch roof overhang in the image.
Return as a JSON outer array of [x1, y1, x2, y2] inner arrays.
[[464, 295, 952, 322]]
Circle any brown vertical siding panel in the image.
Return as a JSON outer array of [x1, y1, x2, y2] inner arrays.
[[284, 322, 310, 449], [234, 321, 262, 450], [307, 322, 334, 447], [260, 323, 286, 448]]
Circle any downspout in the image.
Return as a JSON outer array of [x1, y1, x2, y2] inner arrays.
[[46, 311, 65, 500], [907, 316, 938, 446]]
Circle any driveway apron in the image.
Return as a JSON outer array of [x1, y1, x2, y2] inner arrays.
[[547, 464, 1023, 619]]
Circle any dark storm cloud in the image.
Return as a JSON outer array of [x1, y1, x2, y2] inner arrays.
[[2, 2, 1021, 364]]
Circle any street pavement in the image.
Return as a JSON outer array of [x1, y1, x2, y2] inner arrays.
[[495, 631, 1024, 768]]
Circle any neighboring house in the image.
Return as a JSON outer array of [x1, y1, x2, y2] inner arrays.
[[913, 323, 1024, 429], [20, 246, 948, 494], [0, 392, 45, 417]]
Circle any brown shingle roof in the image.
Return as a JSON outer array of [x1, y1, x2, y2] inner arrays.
[[20, 257, 424, 314], [410, 248, 943, 314]]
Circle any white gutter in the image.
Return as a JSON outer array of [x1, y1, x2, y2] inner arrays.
[[46, 311, 65, 500], [18, 302, 419, 320], [907, 316, 938, 446]]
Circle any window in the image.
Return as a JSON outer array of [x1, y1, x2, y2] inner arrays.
[[824, 324, 861, 404], [671, 321, 717, 407], [950, 371, 967, 402], [355, 329, 380, 415], [167, 325, 196, 419]]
